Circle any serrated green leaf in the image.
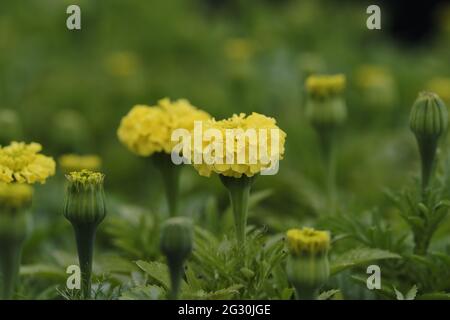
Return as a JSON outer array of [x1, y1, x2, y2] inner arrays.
[[331, 248, 401, 275], [318, 289, 340, 300], [119, 285, 165, 300]]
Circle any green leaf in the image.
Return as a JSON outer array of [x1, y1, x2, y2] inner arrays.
[[331, 248, 402, 275], [318, 289, 341, 300], [135, 261, 171, 289], [405, 285, 417, 300], [119, 285, 165, 300], [417, 292, 450, 300]]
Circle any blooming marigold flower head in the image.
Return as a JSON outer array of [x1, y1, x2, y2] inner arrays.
[[0, 182, 33, 211], [286, 227, 330, 256], [192, 112, 286, 178], [306, 74, 346, 99], [0, 142, 55, 184], [117, 98, 211, 157], [59, 154, 102, 173]]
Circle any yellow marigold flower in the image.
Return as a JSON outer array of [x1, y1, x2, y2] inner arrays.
[[59, 154, 102, 173], [286, 228, 330, 256], [192, 112, 287, 178], [306, 74, 346, 99], [117, 98, 211, 157], [0, 183, 33, 211], [427, 77, 450, 105], [0, 142, 55, 184]]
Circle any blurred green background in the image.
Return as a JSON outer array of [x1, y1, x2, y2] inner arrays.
[[1, 0, 450, 298]]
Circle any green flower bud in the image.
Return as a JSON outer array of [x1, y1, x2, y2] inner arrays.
[[409, 92, 448, 193], [63, 170, 106, 299], [160, 217, 193, 299], [285, 228, 330, 300], [160, 217, 193, 265], [64, 170, 106, 226], [0, 183, 33, 299], [410, 91, 448, 140], [305, 74, 347, 130]]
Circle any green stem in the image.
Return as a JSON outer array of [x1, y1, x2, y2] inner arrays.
[[318, 129, 337, 215], [167, 259, 183, 300], [294, 288, 317, 300], [220, 175, 254, 245], [153, 153, 181, 217], [0, 239, 24, 299], [73, 223, 96, 299], [417, 137, 438, 200]]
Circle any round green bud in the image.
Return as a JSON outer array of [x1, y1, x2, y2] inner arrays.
[[410, 91, 448, 140], [63, 170, 106, 226], [160, 217, 193, 264]]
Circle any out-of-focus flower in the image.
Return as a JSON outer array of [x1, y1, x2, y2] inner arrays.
[[0, 182, 33, 299], [59, 154, 102, 173], [104, 51, 139, 78], [286, 227, 330, 256], [354, 65, 396, 108], [117, 98, 211, 157], [224, 38, 254, 62], [0, 142, 55, 184], [305, 74, 346, 99], [0, 183, 33, 212], [297, 53, 326, 77], [192, 113, 286, 178], [286, 227, 330, 300], [427, 77, 450, 105], [0, 109, 23, 145]]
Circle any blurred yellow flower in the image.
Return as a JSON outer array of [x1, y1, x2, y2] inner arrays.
[[105, 51, 139, 78], [117, 98, 211, 157], [224, 38, 254, 62], [427, 77, 450, 105], [306, 74, 346, 99], [192, 113, 286, 178], [0, 142, 55, 184], [354, 65, 396, 108], [0, 182, 33, 211], [286, 227, 330, 256], [59, 154, 102, 173]]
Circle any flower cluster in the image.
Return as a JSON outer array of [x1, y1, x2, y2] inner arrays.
[[305, 74, 346, 99], [0, 142, 55, 184], [192, 113, 286, 178], [286, 228, 330, 256], [59, 154, 102, 173], [117, 98, 211, 157]]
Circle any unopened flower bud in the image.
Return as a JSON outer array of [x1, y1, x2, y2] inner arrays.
[[286, 227, 330, 300], [64, 170, 106, 226], [409, 92, 448, 193], [160, 217, 193, 299]]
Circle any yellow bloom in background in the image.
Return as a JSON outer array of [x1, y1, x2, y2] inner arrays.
[[0, 182, 33, 211], [305, 74, 346, 99], [427, 77, 450, 105], [0, 142, 55, 184], [286, 227, 330, 256], [354, 65, 396, 108], [192, 112, 287, 178], [117, 98, 211, 157], [59, 154, 102, 173], [224, 38, 254, 62], [104, 51, 139, 78]]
